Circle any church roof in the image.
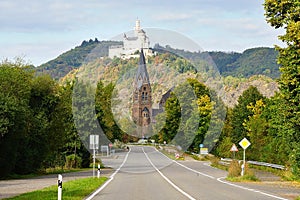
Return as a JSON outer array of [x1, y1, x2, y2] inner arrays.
[[135, 49, 150, 90]]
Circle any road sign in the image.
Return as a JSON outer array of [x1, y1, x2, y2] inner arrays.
[[239, 138, 251, 176], [239, 138, 251, 150], [109, 143, 113, 148], [199, 144, 204, 148], [200, 148, 208, 155], [89, 135, 99, 150], [230, 144, 238, 152]]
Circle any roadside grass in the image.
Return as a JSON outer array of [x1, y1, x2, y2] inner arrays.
[[226, 174, 259, 182], [4, 177, 108, 200], [160, 149, 185, 160], [5, 168, 89, 180]]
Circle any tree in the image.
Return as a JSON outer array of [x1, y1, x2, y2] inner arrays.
[[264, 0, 300, 177], [231, 86, 264, 144], [243, 99, 269, 161], [0, 61, 32, 177]]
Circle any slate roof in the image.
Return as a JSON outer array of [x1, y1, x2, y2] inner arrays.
[[135, 49, 150, 90]]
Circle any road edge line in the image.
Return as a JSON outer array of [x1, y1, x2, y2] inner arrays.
[[216, 177, 289, 200], [85, 149, 131, 200]]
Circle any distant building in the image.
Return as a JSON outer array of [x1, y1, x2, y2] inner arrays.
[[109, 19, 153, 59], [132, 49, 172, 137], [132, 49, 152, 127]]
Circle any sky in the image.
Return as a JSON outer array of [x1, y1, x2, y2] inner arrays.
[[0, 0, 284, 66]]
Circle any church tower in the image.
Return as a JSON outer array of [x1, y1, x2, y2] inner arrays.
[[132, 49, 152, 130]]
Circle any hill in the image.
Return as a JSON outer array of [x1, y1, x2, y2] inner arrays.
[[36, 39, 122, 79], [61, 51, 278, 108], [154, 44, 280, 79], [36, 39, 280, 80]]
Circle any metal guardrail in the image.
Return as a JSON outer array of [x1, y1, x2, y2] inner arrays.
[[220, 158, 285, 170]]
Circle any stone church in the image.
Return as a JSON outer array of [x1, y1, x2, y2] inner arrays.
[[132, 49, 152, 127], [132, 49, 172, 137]]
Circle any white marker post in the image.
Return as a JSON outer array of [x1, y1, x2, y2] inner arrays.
[[97, 163, 100, 178], [239, 138, 251, 176], [58, 174, 62, 200]]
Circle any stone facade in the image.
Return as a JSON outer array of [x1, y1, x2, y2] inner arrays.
[[132, 49, 152, 127]]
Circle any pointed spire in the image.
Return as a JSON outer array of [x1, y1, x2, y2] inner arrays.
[[135, 49, 150, 90]]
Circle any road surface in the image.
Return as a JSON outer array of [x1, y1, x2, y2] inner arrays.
[[90, 146, 297, 200]]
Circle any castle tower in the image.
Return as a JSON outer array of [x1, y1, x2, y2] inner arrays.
[[134, 19, 141, 36], [132, 49, 152, 132]]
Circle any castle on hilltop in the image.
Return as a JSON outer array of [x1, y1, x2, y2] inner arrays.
[[109, 20, 153, 59]]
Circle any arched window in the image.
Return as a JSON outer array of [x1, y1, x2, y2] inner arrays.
[[142, 92, 145, 100], [145, 92, 148, 100]]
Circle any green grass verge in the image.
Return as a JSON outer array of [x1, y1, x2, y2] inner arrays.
[[226, 174, 259, 182], [4, 177, 108, 200]]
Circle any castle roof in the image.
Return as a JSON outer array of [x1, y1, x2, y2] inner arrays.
[[135, 49, 150, 90]]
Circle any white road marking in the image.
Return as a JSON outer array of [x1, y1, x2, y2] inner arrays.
[[153, 147, 215, 179], [142, 147, 196, 200], [152, 146, 289, 200], [217, 177, 289, 200], [86, 149, 131, 200]]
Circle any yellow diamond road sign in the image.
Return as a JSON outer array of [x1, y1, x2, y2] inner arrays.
[[239, 138, 251, 150]]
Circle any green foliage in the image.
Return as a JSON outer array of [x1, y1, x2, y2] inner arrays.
[[95, 81, 126, 142], [223, 48, 280, 78], [0, 62, 32, 177], [156, 78, 213, 152], [231, 86, 265, 144], [264, 0, 300, 178], [0, 62, 91, 178], [155, 44, 280, 78], [37, 39, 122, 80], [65, 154, 82, 169]]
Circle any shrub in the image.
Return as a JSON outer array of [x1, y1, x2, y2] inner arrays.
[[228, 160, 241, 178], [65, 154, 82, 169]]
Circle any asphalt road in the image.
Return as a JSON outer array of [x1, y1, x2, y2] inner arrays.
[[90, 146, 295, 200]]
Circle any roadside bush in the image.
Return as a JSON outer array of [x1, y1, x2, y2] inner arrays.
[[228, 160, 241, 177], [65, 154, 82, 169]]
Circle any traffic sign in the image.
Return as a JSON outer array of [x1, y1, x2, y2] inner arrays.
[[239, 138, 251, 150], [230, 144, 238, 152], [109, 143, 113, 148], [200, 148, 208, 155], [89, 135, 99, 150], [199, 144, 204, 148]]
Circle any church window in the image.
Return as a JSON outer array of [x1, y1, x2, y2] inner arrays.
[[143, 87, 146, 91], [142, 92, 145, 100], [145, 92, 148, 100]]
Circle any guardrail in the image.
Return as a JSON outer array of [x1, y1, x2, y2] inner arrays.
[[220, 158, 285, 170]]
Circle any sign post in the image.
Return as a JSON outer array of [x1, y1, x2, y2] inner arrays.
[[90, 135, 99, 178], [238, 138, 251, 176]]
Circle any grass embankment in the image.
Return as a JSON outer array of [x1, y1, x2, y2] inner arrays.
[[4, 177, 108, 200]]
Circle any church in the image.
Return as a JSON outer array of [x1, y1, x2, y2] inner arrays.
[[132, 49, 152, 127], [132, 49, 172, 137]]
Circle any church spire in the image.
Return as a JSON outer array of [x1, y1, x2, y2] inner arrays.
[[135, 49, 150, 90]]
